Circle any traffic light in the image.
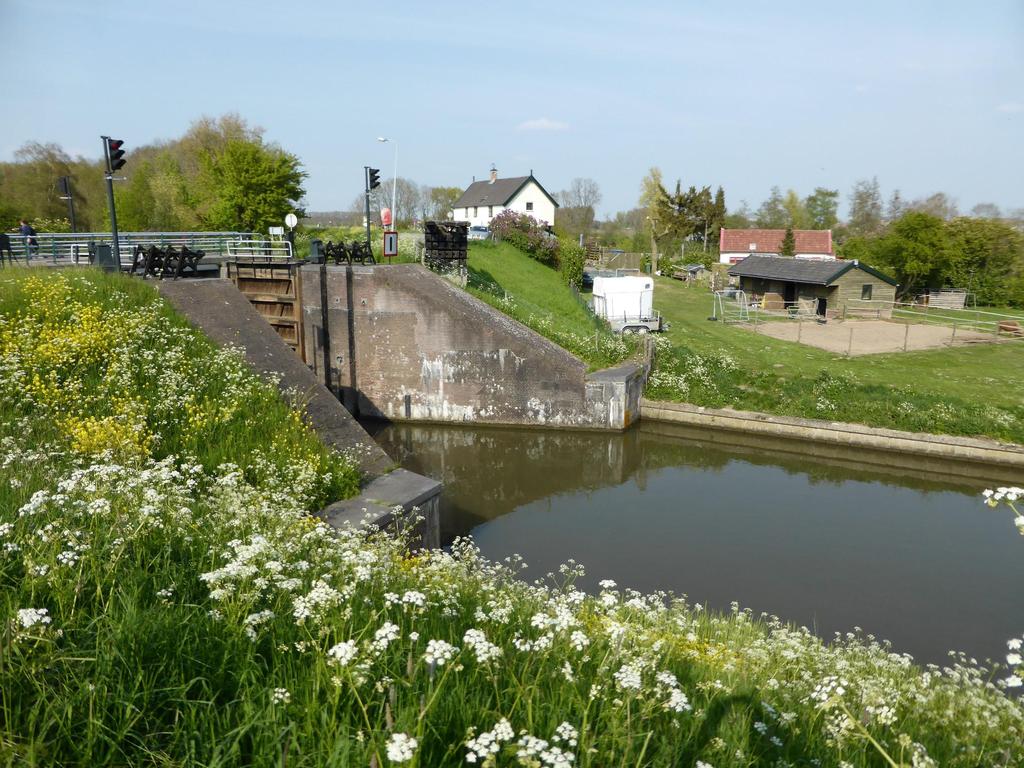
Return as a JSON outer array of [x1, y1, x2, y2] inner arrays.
[[368, 167, 381, 190], [57, 176, 71, 197], [104, 137, 126, 174]]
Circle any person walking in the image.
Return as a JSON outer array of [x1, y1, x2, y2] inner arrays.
[[18, 219, 38, 257]]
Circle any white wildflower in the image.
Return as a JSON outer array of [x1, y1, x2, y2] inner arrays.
[[402, 590, 426, 608], [271, 687, 291, 704], [386, 732, 417, 763], [466, 718, 514, 763], [553, 722, 578, 747], [327, 640, 358, 667], [17, 608, 51, 629], [243, 609, 276, 640], [463, 628, 502, 664], [613, 662, 643, 692], [424, 639, 458, 666], [372, 622, 400, 654]]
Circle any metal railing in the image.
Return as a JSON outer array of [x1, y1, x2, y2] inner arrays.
[[845, 299, 1024, 335], [225, 239, 294, 260], [4, 231, 257, 265]]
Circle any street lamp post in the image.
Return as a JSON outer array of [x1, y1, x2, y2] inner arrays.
[[376, 137, 398, 227]]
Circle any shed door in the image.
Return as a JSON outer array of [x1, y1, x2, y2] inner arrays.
[[784, 283, 797, 305], [816, 297, 827, 317]]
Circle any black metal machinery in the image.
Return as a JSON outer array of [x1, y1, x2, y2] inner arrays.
[[423, 221, 467, 272]]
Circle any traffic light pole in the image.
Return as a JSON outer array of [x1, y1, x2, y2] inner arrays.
[[363, 166, 372, 249], [104, 172, 120, 267], [100, 135, 127, 269]]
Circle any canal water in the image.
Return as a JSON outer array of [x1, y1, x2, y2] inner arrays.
[[365, 419, 1024, 667]]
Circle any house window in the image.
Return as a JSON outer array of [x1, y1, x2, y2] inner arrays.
[[473, 207, 478, 218], [861, 284, 873, 300], [488, 206, 493, 217], [526, 202, 534, 211]]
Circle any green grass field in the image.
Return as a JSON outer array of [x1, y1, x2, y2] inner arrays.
[[651, 277, 1024, 442], [466, 241, 634, 369], [655, 278, 1024, 409]]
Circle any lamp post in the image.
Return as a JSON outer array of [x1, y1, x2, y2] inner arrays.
[[376, 137, 398, 228]]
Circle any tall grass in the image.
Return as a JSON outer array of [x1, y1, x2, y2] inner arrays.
[[2, 268, 1022, 765]]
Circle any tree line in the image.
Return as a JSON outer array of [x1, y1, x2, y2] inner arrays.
[[0, 115, 304, 234]]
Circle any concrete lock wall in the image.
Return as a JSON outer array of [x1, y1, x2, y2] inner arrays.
[[156, 279, 441, 549], [300, 264, 645, 430]]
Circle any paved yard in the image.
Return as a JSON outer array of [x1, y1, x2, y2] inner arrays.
[[744, 318, 994, 355]]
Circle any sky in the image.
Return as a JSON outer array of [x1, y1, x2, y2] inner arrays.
[[1, 0, 1022, 219]]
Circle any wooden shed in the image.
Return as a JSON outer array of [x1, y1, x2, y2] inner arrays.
[[728, 256, 897, 318]]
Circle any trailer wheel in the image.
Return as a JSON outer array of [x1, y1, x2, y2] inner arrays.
[[636, 326, 649, 334]]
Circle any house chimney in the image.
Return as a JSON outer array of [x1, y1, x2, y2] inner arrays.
[[489, 165, 497, 184]]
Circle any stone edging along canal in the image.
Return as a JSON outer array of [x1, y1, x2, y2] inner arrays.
[[640, 398, 1024, 471]]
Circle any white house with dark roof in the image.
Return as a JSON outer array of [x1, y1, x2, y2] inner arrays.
[[452, 168, 558, 228]]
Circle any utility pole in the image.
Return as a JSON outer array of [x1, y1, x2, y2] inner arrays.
[[364, 166, 372, 248]]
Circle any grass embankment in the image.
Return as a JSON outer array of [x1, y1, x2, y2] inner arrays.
[[3, 268, 1024, 766], [650, 278, 1024, 444], [467, 241, 635, 370]]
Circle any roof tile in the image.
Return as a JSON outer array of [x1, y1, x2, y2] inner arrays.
[[720, 228, 832, 255]]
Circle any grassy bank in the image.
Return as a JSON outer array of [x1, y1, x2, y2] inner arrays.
[[3, 268, 1024, 765], [649, 278, 1024, 444], [467, 241, 635, 370]]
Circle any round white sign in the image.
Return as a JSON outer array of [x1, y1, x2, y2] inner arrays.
[[285, 213, 298, 228]]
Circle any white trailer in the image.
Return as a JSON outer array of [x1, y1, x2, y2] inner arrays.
[[592, 275, 664, 333]]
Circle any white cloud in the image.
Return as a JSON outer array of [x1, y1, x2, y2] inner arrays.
[[996, 102, 1024, 114], [517, 117, 569, 132]]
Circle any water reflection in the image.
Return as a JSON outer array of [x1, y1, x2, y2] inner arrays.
[[365, 419, 1024, 666]]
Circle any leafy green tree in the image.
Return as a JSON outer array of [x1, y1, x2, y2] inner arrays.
[[115, 161, 158, 231], [428, 186, 461, 220], [804, 187, 839, 229], [755, 187, 788, 228], [639, 167, 664, 253], [711, 186, 726, 246], [782, 189, 809, 228], [945, 217, 1023, 305], [1, 142, 77, 224], [198, 139, 305, 232], [649, 180, 710, 253], [874, 211, 956, 297], [779, 226, 796, 256]]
